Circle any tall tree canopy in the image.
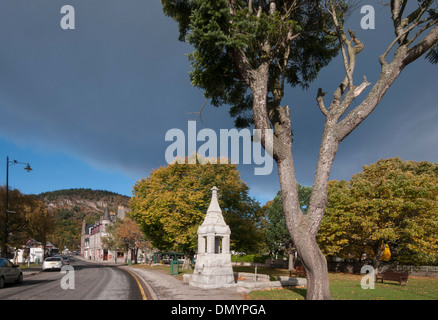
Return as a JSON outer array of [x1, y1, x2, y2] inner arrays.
[[161, 0, 438, 299], [319, 158, 438, 267], [163, 0, 340, 127], [129, 156, 264, 267]]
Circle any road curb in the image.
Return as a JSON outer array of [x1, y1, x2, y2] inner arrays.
[[23, 271, 41, 277], [121, 266, 159, 300]]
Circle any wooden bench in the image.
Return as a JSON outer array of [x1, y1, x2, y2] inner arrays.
[[375, 272, 409, 285]]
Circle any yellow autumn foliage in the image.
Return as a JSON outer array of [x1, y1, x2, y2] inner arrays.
[[380, 244, 391, 262]]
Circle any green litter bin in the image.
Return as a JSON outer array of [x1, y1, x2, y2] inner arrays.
[[128, 259, 132, 265], [170, 260, 179, 275]]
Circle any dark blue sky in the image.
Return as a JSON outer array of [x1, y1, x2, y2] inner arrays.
[[0, 1, 436, 204]]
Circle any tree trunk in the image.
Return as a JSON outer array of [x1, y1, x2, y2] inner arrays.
[[245, 60, 334, 299], [277, 156, 333, 300], [134, 247, 138, 264], [297, 234, 331, 300], [373, 242, 384, 273]]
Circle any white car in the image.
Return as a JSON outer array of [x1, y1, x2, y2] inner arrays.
[[42, 257, 64, 271], [0, 258, 23, 288]]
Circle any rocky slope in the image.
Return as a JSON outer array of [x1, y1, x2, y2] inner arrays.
[[37, 188, 131, 249], [38, 188, 130, 215]]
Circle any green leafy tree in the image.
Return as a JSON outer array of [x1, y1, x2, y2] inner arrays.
[[315, 180, 353, 258], [265, 191, 291, 258], [265, 185, 313, 257], [319, 158, 438, 267], [129, 156, 263, 269], [49, 208, 82, 250], [161, 0, 437, 299]]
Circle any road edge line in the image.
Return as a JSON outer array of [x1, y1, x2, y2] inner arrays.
[[124, 268, 147, 300], [122, 266, 158, 300]]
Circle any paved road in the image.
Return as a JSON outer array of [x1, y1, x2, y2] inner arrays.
[[0, 256, 144, 300], [125, 266, 245, 300]]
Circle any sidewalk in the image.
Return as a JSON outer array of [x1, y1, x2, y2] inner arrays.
[[123, 266, 245, 300], [20, 266, 42, 277]]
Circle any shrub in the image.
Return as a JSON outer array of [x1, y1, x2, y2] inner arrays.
[[231, 254, 268, 263]]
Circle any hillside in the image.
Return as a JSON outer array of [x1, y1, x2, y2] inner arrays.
[[39, 188, 130, 214], [38, 188, 131, 250]]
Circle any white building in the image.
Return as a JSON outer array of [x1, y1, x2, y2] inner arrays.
[[14, 238, 44, 264], [81, 205, 130, 262]]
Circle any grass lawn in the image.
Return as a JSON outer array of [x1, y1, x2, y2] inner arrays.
[[248, 272, 438, 300], [16, 263, 40, 269], [130, 264, 438, 300]]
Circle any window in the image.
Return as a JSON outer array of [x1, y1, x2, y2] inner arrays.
[[45, 257, 62, 261], [215, 236, 223, 254]]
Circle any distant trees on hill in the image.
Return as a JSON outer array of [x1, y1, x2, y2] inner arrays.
[[38, 188, 129, 204]]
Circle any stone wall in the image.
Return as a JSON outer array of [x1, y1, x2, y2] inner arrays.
[[234, 272, 271, 282]]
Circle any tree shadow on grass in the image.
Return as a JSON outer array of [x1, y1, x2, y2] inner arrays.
[[284, 286, 306, 299]]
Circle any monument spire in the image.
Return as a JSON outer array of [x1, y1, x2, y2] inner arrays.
[[207, 186, 221, 213], [201, 186, 227, 229]]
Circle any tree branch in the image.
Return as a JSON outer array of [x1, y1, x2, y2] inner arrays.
[[317, 88, 329, 117], [406, 19, 438, 46], [353, 76, 371, 98], [187, 98, 209, 122], [381, 0, 436, 65], [404, 24, 438, 65], [334, 1, 437, 142]]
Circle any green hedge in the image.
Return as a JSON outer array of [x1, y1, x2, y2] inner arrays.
[[231, 254, 269, 263]]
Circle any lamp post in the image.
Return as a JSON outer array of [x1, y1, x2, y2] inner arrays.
[[2, 156, 32, 258]]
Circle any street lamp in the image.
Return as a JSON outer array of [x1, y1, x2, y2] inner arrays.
[[2, 156, 33, 258]]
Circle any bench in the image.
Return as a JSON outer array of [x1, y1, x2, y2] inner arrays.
[[375, 272, 409, 285]]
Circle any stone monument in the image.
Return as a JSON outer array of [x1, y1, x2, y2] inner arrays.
[[189, 186, 236, 289]]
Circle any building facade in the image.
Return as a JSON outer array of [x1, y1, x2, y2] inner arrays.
[[81, 205, 130, 262], [14, 238, 45, 264]]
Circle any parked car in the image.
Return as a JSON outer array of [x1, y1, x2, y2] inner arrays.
[[42, 257, 64, 271], [0, 258, 23, 289], [61, 256, 70, 265]]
